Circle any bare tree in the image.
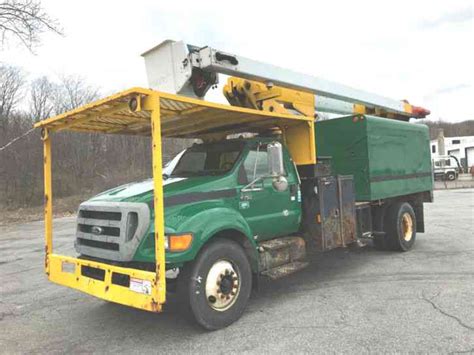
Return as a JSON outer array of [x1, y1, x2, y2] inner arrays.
[[421, 119, 474, 139], [0, 67, 192, 209], [54, 75, 99, 114], [29, 75, 54, 121], [0, 0, 62, 51], [0, 63, 24, 128]]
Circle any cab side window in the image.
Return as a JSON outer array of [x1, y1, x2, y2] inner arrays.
[[243, 148, 269, 181]]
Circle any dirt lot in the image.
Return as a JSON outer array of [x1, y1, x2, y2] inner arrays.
[[1, 189, 473, 353]]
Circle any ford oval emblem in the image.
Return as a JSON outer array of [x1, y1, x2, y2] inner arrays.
[[91, 226, 103, 235]]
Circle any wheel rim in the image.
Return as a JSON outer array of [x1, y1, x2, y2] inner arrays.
[[205, 260, 241, 311], [401, 212, 413, 242]]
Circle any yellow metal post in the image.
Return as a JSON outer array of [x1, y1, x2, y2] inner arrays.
[[42, 128, 53, 274], [150, 94, 166, 306]]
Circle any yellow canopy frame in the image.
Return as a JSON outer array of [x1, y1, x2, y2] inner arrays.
[[34, 87, 315, 313]]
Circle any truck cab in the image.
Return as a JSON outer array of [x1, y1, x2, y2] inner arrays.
[[75, 137, 301, 271]]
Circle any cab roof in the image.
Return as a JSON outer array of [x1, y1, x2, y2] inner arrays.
[[34, 87, 312, 139]]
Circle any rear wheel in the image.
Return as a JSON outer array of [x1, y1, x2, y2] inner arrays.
[[384, 202, 416, 251], [446, 172, 456, 181], [177, 239, 252, 330]]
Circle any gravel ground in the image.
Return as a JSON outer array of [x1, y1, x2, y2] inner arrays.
[[1, 189, 473, 354]]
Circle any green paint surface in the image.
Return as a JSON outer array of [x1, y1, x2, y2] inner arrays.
[[315, 115, 433, 201]]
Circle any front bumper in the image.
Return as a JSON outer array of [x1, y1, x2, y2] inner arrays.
[[47, 253, 163, 312]]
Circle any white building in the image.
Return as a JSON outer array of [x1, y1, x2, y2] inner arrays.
[[430, 131, 474, 169]]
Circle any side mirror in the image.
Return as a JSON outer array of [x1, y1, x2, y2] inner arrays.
[[267, 142, 285, 177], [268, 142, 288, 192]]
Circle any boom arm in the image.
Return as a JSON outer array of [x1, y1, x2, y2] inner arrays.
[[142, 40, 429, 120]]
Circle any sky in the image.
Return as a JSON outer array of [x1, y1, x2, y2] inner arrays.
[[1, 0, 473, 122]]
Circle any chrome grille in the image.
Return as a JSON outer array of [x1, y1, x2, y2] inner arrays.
[[75, 201, 150, 261]]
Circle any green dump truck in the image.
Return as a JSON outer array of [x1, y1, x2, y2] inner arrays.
[[74, 114, 432, 329], [36, 41, 433, 330]]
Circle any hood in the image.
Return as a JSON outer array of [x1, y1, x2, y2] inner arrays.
[[87, 175, 231, 204]]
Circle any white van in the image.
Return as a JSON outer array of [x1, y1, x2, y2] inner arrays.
[[432, 155, 461, 181]]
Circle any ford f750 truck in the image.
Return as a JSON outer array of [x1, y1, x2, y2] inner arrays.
[[34, 40, 432, 330]]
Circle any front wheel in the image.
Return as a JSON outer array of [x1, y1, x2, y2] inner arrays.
[[177, 239, 252, 330], [446, 172, 456, 181]]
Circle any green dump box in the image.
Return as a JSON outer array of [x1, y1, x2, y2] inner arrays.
[[315, 115, 433, 201]]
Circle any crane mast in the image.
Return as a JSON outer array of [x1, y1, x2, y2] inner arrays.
[[142, 40, 429, 120]]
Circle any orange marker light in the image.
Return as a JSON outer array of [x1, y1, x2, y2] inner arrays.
[[169, 234, 193, 252], [411, 105, 431, 118]]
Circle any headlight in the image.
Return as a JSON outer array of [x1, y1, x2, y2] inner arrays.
[[125, 212, 138, 241]]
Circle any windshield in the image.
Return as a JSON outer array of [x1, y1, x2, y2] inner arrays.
[[171, 142, 243, 177]]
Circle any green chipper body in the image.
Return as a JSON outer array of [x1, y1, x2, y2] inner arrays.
[[315, 115, 433, 201]]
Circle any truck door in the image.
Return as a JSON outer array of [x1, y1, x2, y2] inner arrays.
[[238, 144, 301, 239]]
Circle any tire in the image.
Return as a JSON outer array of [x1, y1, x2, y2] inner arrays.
[[384, 202, 416, 252], [446, 172, 456, 181], [177, 239, 252, 330]]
